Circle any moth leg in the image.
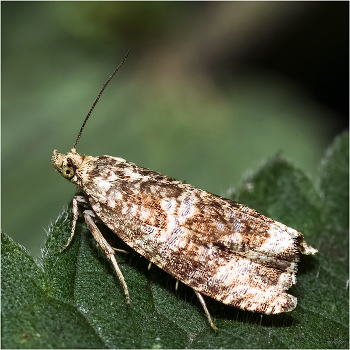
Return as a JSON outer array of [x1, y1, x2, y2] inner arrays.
[[80, 209, 128, 255], [148, 262, 152, 270], [194, 291, 218, 331], [83, 212, 128, 255], [83, 210, 130, 305], [60, 196, 89, 253], [113, 248, 129, 254], [175, 279, 179, 291]]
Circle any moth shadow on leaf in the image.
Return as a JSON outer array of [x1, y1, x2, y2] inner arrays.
[[196, 292, 298, 329], [297, 254, 319, 275]]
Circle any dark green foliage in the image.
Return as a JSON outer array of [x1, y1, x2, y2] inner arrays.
[[2, 133, 348, 348]]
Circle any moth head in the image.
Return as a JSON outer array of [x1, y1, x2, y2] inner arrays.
[[52, 150, 85, 183]]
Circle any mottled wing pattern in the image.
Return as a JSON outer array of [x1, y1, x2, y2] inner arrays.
[[83, 156, 302, 314]]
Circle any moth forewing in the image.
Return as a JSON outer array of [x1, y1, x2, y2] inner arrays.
[[52, 54, 317, 330]]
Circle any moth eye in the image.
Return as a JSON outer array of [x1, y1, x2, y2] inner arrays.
[[62, 166, 75, 180]]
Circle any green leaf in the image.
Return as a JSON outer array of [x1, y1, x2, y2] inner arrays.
[[2, 133, 348, 348], [319, 132, 349, 259], [1, 231, 106, 349]]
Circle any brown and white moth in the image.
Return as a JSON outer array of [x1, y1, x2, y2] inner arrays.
[[52, 52, 318, 330]]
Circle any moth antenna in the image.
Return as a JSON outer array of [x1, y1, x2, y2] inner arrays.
[[71, 50, 131, 153]]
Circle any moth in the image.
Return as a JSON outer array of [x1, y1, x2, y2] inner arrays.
[[52, 52, 318, 330]]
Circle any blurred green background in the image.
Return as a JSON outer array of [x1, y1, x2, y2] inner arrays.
[[2, 2, 348, 258]]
